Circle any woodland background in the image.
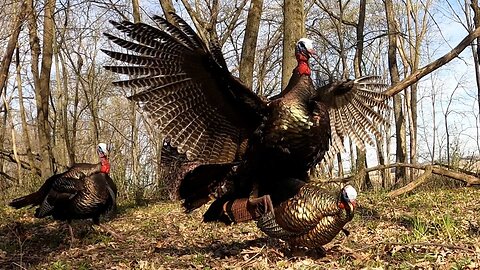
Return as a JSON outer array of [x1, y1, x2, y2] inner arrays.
[[0, 0, 479, 202], [1, 0, 480, 268]]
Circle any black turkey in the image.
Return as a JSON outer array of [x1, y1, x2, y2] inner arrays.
[[257, 183, 357, 249], [9, 143, 118, 243], [103, 13, 388, 224]]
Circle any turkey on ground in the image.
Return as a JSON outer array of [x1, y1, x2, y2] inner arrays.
[[9, 143, 119, 243], [256, 183, 357, 249], [103, 13, 389, 224]]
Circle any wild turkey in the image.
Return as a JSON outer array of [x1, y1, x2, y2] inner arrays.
[[9, 143, 118, 243], [256, 183, 357, 249], [103, 13, 388, 224]]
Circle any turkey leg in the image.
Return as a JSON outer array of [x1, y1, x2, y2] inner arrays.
[[66, 221, 78, 248], [222, 194, 274, 223]]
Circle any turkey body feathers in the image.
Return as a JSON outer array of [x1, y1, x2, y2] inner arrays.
[[257, 183, 354, 248], [104, 13, 390, 220], [9, 163, 117, 224]]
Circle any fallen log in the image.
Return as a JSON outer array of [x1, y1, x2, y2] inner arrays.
[[325, 162, 480, 197]]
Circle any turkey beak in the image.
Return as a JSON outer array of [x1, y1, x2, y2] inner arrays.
[[349, 200, 356, 212], [97, 147, 106, 158]]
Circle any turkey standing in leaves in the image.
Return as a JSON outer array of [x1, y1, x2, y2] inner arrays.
[[257, 184, 357, 249], [9, 143, 119, 244], [103, 14, 388, 229]]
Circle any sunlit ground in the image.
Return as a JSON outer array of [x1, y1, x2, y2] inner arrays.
[[1, 187, 479, 269]]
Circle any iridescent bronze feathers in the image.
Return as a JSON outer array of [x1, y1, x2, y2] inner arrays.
[[103, 13, 390, 248], [257, 183, 356, 248]]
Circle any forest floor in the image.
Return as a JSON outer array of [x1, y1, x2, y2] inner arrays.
[[1, 187, 480, 269]]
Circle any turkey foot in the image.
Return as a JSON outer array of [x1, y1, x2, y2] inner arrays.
[[290, 246, 326, 258], [66, 222, 79, 248], [247, 194, 274, 218], [93, 224, 125, 241]]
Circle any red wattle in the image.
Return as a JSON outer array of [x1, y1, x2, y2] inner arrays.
[[297, 61, 311, 76], [100, 157, 110, 174], [295, 53, 311, 76]]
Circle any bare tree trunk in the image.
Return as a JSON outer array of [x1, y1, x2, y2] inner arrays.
[[239, 0, 263, 89], [335, 0, 347, 177], [0, 3, 24, 98], [469, 1, 480, 130], [1, 93, 21, 183], [16, 48, 36, 178], [58, 51, 75, 165], [336, 153, 344, 177], [34, 0, 56, 177], [78, 60, 101, 143], [0, 103, 7, 173], [132, 0, 141, 23], [61, 50, 84, 165], [408, 84, 418, 164], [351, 0, 372, 189], [282, 0, 305, 90], [404, 0, 430, 180], [385, 0, 407, 185], [131, 0, 142, 204], [353, 0, 365, 77]]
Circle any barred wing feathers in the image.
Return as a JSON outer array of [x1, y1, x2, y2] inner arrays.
[[317, 76, 390, 164], [103, 13, 266, 163], [35, 176, 84, 218]]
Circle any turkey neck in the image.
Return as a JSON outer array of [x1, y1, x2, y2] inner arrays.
[[287, 55, 315, 101], [100, 156, 110, 174]]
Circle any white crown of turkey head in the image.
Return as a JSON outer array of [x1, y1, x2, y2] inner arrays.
[[97, 143, 109, 157], [342, 185, 357, 202], [296, 38, 315, 56]]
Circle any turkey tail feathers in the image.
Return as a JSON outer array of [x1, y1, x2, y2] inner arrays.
[[9, 192, 43, 209]]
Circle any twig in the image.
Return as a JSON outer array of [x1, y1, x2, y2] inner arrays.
[[12, 262, 28, 270], [239, 245, 266, 267]]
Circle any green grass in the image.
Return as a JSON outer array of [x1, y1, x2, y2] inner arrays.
[[49, 260, 70, 270]]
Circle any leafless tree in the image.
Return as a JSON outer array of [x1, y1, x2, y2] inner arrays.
[[282, 0, 305, 89]]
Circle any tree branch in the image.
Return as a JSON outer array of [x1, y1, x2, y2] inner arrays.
[[384, 27, 480, 96], [0, 149, 42, 176], [0, 3, 25, 97], [387, 165, 433, 197], [325, 162, 480, 195]]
